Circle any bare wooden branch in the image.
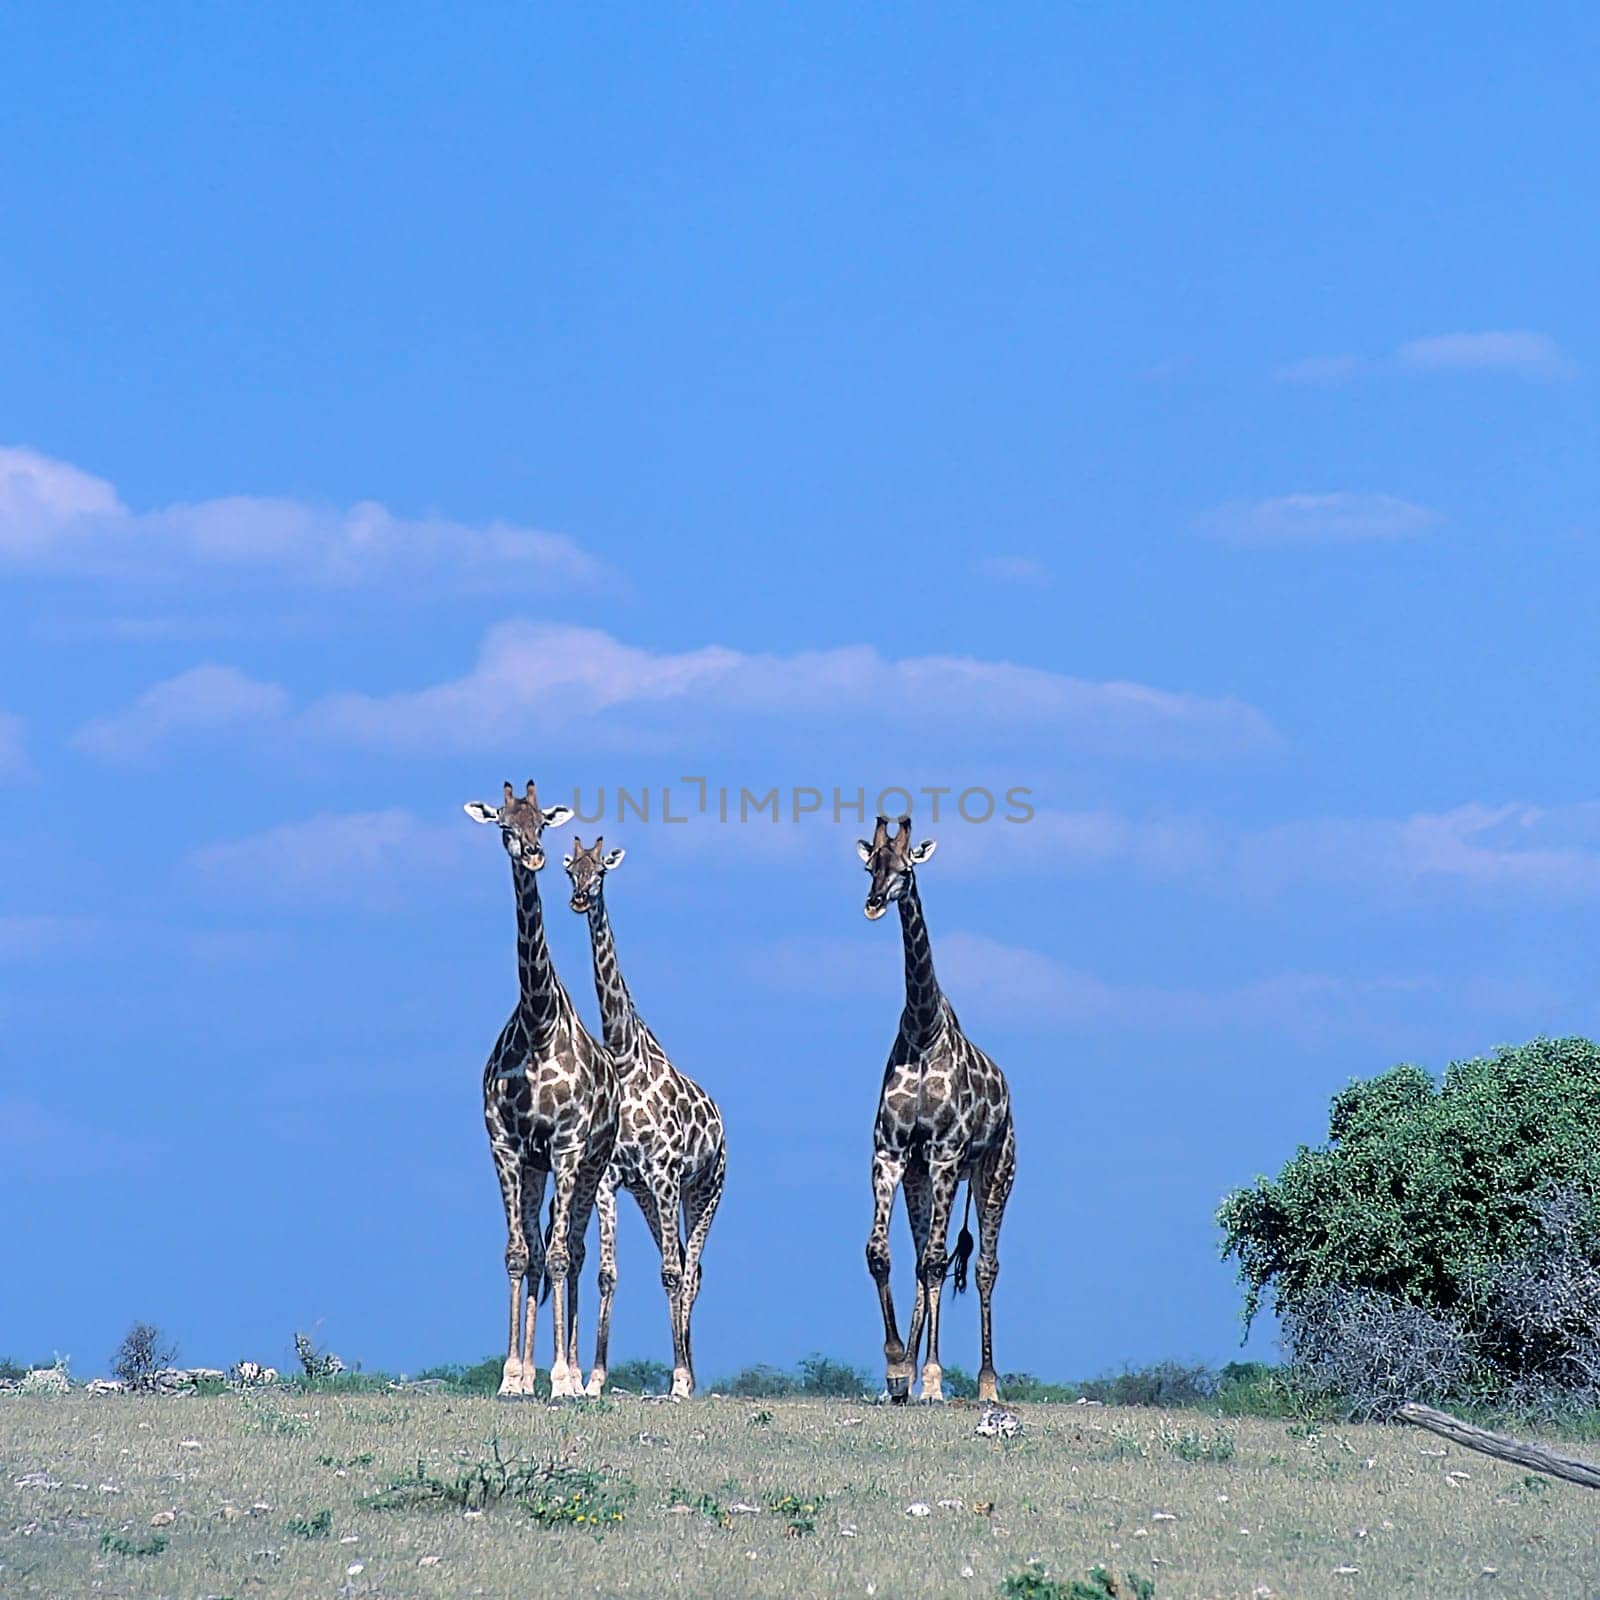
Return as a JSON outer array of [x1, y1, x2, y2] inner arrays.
[[1397, 1401, 1600, 1490]]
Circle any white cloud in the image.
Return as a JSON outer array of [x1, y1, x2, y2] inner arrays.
[[1397, 331, 1573, 378], [1273, 353, 1367, 385], [0, 711, 28, 781], [0, 445, 601, 586], [184, 809, 466, 906], [305, 621, 1275, 755], [1275, 330, 1573, 385], [1248, 802, 1600, 900], [975, 555, 1051, 585], [1204, 492, 1439, 546], [74, 664, 289, 764], [950, 807, 1216, 874]]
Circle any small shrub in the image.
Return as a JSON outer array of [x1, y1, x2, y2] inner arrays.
[[293, 1330, 344, 1380], [1000, 1564, 1154, 1599], [1161, 1425, 1235, 1462], [748, 1408, 774, 1426], [242, 1399, 313, 1437], [286, 1508, 333, 1538], [941, 1363, 981, 1399], [1079, 1361, 1216, 1409], [713, 1363, 797, 1398], [605, 1358, 673, 1394], [1283, 1285, 1476, 1421], [669, 1486, 730, 1526], [0, 1357, 26, 1382], [112, 1323, 178, 1391], [999, 1371, 1079, 1402], [797, 1353, 870, 1396], [100, 1530, 168, 1557], [769, 1489, 825, 1537], [364, 1437, 631, 1529]]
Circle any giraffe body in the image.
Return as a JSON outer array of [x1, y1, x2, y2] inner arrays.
[[564, 838, 726, 1399], [859, 816, 1017, 1404], [467, 784, 619, 1400]]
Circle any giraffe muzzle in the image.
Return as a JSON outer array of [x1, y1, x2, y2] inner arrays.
[[864, 898, 889, 920]]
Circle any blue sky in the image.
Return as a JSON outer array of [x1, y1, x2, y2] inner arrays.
[[3, 4, 1598, 1382]]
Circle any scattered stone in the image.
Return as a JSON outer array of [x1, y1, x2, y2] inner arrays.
[[14, 1473, 61, 1490], [150, 1510, 176, 1527], [937, 1498, 964, 1510], [85, 1378, 125, 1395], [417, 1555, 441, 1567], [20, 1367, 70, 1396], [906, 1502, 932, 1517], [975, 1399, 1023, 1438]]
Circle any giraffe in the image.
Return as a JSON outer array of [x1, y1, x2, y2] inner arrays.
[[561, 836, 726, 1399], [858, 814, 1016, 1404], [464, 781, 619, 1400]]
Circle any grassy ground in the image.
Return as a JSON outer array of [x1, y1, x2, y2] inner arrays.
[[3, 1392, 1597, 1598]]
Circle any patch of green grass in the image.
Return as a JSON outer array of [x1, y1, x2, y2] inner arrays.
[[669, 1485, 730, 1525], [316, 1450, 374, 1468], [241, 1399, 312, 1437], [363, 1436, 631, 1529], [1161, 1425, 1236, 1463], [1000, 1564, 1155, 1599], [100, 1530, 169, 1558], [769, 1489, 825, 1536], [285, 1507, 333, 1538]]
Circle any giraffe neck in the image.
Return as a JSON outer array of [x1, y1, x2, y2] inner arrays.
[[585, 892, 640, 1058], [897, 873, 944, 1044], [511, 858, 570, 1044]]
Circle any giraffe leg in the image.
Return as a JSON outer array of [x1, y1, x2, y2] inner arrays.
[[917, 1159, 962, 1403], [543, 1148, 582, 1398], [490, 1147, 531, 1398], [974, 1123, 1016, 1402], [515, 1164, 549, 1397], [584, 1172, 619, 1398], [677, 1144, 725, 1397], [900, 1157, 933, 1389], [562, 1184, 596, 1397], [866, 1148, 911, 1402]]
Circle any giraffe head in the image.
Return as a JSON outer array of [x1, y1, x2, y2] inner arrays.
[[562, 835, 626, 914], [463, 780, 574, 871], [856, 814, 936, 920]]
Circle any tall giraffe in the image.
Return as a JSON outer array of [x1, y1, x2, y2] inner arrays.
[[562, 837, 726, 1399], [858, 814, 1016, 1404], [464, 782, 619, 1399]]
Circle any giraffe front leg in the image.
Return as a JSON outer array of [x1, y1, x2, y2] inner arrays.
[[866, 1148, 910, 1402], [492, 1149, 531, 1398], [900, 1159, 933, 1391], [585, 1174, 619, 1398], [544, 1151, 581, 1398], [917, 1160, 962, 1403], [513, 1165, 549, 1399]]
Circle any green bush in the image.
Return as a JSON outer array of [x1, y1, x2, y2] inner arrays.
[[999, 1371, 1080, 1402], [797, 1353, 870, 1396], [605, 1358, 672, 1394], [1079, 1361, 1215, 1408], [1219, 1038, 1600, 1329]]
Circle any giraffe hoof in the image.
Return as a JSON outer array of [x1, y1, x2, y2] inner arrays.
[[582, 1377, 605, 1399], [886, 1375, 911, 1405]]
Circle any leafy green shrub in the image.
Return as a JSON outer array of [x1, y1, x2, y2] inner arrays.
[[364, 1437, 631, 1529], [286, 1508, 333, 1538], [941, 1363, 980, 1399], [1079, 1361, 1215, 1409], [1000, 1564, 1154, 1599], [1160, 1425, 1235, 1462], [605, 1358, 672, 1394], [100, 1531, 168, 1558], [999, 1372, 1079, 1402], [797, 1353, 870, 1396], [0, 1357, 27, 1382], [1220, 1039, 1600, 1329], [712, 1363, 797, 1397]]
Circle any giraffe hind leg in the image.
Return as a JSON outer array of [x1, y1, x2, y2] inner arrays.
[[974, 1124, 1016, 1402], [584, 1173, 619, 1398], [675, 1143, 726, 1397]]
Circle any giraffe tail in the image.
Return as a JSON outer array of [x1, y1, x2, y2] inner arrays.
[[950, 1185, 975, 1295], [537, 1197, 556, 1305]]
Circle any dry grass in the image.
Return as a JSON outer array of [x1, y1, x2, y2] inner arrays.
[[2, 1393, 1597, 1597]]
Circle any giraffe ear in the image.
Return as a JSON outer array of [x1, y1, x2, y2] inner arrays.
[[909, 839, 937, 864], [464, 802, 499, 824], [602, 848, 626, 870], [542, 805, 574, 828], [855, 840, 872, 862], [561, 852, 574, 869]]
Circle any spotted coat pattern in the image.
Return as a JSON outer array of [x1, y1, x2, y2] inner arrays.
[[860, 816, 1016, 1404], [564, 838, 726, 1399]]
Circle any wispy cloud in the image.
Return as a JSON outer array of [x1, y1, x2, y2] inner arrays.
[[975, 555, 1052, 586], [1203, 492, 1439, 546], [73, 664, 289, 764], [0, 711, 28, 781], [0, 445, 602, 587], [301, 621, 1275, 757], [183, 809, 466, 907], [1397, 331, 1573, 378], [1276, 330, 1574, 384]]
